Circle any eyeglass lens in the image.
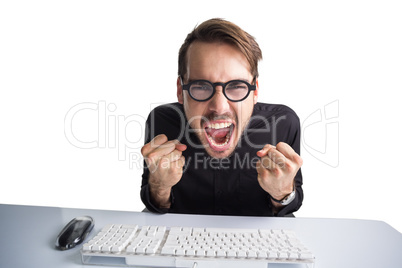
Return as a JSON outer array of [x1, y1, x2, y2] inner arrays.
[[189, 81, 250, 101]]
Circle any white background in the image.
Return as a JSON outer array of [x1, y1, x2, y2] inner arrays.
[[1, 1, 401, 232]]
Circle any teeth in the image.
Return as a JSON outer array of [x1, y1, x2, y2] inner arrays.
[[207, 132, 230, 147], [204, 122, 233, 148], [208, 122, 232, 129]]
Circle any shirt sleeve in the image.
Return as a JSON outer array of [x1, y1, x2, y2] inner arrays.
[[140, 104, 182, 213], [276, 170, 303, 216], [140, 108, 167, 213], [273, 111, 304, 216], [140, 183, 171, 214]]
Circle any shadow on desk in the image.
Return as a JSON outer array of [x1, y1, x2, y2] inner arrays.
[[142, 207, 295, 217]]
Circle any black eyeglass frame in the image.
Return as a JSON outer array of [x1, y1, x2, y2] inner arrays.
[[180, 77, 257, 102]]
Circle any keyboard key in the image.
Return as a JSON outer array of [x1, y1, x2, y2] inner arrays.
[[126, 245, 136, 253], [161, 247, 176, 255], [247, 250, 257, 258], [101, 224, 114, 232], [268, 251, 278, 259], [257, 251, 268, 259], [145, 247, 157, 254], [175, 249, 185, 256], [227, 251, 237, 258], [157, 226, 166, 232], [102, 243, 113, 252], [206, 249, 216, 257], [135, 247, 146, 254], [185, 248, 196, 256], [299, 252, 314, 260], [82, 243, 91, 251], [196, 249, 206, 257], [216, 250, 226, 257], [147, 226, 157, 236], [288, 251, 299, 259], [111, 245, 123, 253], [192, 227, 205, 235], [91, 244, 103, 252], [278, 251, 288, 259], [237, 250, 247, 258]]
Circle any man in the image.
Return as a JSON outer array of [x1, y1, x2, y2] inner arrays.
[[140, 18, 303, 216]]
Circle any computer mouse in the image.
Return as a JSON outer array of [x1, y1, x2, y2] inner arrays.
[[55, 216, 94, 250]]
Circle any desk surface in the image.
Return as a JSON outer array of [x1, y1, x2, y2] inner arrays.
[[0, 204, 401, 268]]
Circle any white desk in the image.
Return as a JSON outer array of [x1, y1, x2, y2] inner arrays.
[[0, 204, 401, 268]]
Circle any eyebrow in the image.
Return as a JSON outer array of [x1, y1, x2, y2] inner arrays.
[[187, 78, 251, 84]]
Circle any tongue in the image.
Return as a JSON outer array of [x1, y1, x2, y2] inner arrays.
[[205, 127, 230, 142]]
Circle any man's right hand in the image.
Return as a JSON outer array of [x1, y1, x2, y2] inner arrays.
[[141, 134, 187, 209]]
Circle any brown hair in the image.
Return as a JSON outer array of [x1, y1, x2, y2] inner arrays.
[[178, 18, 262, 81]]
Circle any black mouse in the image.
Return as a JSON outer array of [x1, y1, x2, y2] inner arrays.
[[55, 216, 94, 250]]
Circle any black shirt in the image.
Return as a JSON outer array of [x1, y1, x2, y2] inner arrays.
[[141, 102, 303, 216]]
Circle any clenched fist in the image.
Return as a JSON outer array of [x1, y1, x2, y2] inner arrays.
[[141, 134, 187, 208], [256, 142, 303, 207]]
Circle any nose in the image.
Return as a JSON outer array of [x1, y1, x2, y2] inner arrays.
[[208, 86, 231, 115]]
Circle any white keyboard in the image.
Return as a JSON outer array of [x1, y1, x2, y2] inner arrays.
[[81, 224, 315, 268]]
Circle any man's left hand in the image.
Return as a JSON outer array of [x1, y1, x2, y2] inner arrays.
[[256, 142, 303, 202]]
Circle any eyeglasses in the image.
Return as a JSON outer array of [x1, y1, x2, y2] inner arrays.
[[181, 77, 256, 102]]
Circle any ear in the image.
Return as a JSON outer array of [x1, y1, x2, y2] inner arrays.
[[253, 79, 259, 104], [177, 76, 184, 104]]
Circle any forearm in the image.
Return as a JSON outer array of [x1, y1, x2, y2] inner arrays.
[[273, 175, 303, 216], [270, 200, 284, 215], [269, 179, 294, 213], [269, 175, 304, 216], [148, 180, 172, 209], [141, 171, 172, 213]]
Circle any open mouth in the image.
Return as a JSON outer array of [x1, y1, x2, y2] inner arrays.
[[203, 121, 235, 152]]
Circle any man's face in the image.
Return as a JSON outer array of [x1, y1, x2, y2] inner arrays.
[[177, 41, 258, 159]]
